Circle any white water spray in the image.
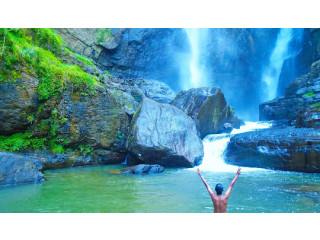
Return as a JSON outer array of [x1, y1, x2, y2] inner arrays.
[[199, 121, 272, 172], [182, 28, 209, 90], [261, 28, 303, 102]]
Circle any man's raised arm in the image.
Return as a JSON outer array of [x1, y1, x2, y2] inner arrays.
[[224, 167, 241, 198], [197, 168, 216, 199]]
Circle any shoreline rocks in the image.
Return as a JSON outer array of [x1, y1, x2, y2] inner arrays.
[[225, 128, 320, 173], [0, 152, 44, 186]]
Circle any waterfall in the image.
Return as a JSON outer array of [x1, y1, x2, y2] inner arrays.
[[199, 122, 272, 172], [261, 28, 303, 102], [182, 28, 209, 90]]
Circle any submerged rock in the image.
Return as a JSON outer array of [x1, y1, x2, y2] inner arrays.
[[126, 98, 204, 168], [113, 164, 165, 174], [225, 128, 320, 173], [171, 87, 240, 138], [0, 152, 44, 186]]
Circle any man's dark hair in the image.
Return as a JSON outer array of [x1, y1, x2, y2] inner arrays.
[[215, 183, 223, 195]]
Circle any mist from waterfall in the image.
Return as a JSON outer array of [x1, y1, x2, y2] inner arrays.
[[181, 28, 209, 90], [261, 28, 304, 102]]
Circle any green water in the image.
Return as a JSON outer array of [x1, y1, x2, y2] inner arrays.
[[0, 165, 319, 213]]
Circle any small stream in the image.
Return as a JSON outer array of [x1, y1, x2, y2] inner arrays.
[[0, 122, 319, 213]]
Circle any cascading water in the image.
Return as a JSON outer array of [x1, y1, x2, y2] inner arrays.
[[182, 28, 209, 90], [199, 122, 272, 172], [261, 28, 303, 102]]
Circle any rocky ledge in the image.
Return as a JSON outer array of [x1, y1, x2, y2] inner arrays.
[[260, 60, 320, 127], [225, 127, 320, 173]]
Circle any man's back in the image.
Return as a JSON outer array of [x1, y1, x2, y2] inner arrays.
[[198, 168, 241, 213], [212, 195, 228, 213]]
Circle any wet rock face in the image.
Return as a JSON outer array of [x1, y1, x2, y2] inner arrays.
[[54, 28, 125, 60], [0, 152, 44, 186], [107, 77, 176, 115], [296, 106, 320, 128], [260, 60, 320, 124], [0, 71, 39, 134], [171, 87, 240, 138], [225, 128, 320, 173], [57, 89, 130, 152], [126, 98, 204, 168]]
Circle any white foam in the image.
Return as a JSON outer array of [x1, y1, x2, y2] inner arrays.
[[196, 121, 272, 172]]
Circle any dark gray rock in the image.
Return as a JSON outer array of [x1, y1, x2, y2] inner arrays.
[[171, 87, 240, 138], [126, 98, 204, 168], [106, 77, 176, 115], [0, 152, 44, 186], [41, 153, 94, 169], [91, 149, 126, 164], [225, 128, 320, 173], [296, 106, 320, 128], [0, 71, 39, 134], [121, 164, 164, 174]]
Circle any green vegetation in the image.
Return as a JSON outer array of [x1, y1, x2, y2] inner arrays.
[[95, 28, 113, 44], [0, 28, 98, 99], [311, 102, 320, 107], [0, 133, 46, 152], [303, 92, 314, 97], [79, 144, 93, 155], [0, 28, 108, 155], [65, 48, 95, 66], [0, 108, 68, 153]]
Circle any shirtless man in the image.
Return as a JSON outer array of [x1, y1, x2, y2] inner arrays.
[[197, 167, 241, 213]]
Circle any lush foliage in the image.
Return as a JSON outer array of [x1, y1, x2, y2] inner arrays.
[[65, 48, 95, 66], [0, 28, 98, 100], [0, 28, 102, 154], [0, 133, 46, 152]]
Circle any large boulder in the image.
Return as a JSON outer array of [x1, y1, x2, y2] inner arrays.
[[126, 98, 204, 168], [225, 128, 320, 173], [0, 152, 44, 186], [0, 70, 39, 134], [171, 87, 240, 138]]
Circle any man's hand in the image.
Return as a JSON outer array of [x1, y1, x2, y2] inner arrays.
[[197, 168, 201, 176], [236, 167, 241, 176]]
